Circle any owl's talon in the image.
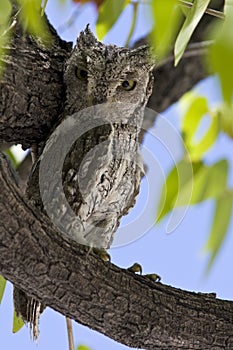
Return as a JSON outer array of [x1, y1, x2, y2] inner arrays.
[[143, 273, 161, 282], [92, 248, 111, 262], [127, 262, 142, 275]]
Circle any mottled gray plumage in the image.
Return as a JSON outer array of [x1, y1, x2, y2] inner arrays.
[[14, 25, 155, 338], [64, 26, 154, 112]]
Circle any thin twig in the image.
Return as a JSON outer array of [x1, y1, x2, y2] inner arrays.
[[137, 0, 225, 20], [156, 40, 213, 68], [125, 1, 139, 47], [178, 0, 225, 20], [66, 317, 75, 350]]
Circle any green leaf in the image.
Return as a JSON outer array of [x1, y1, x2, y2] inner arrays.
[[175, 0, 211, 65], [0, 275, 6, 304], [189, 111, 219, 160], [151, 0, 181, 59], [16, 0, 51, 44], [205, 190, 233, 271], [217, 103, 233, 138], [96, 0, 128, 40], [177, 161, 208, 206], [4, 148, 18, 169], [208, 9, 233, 104], [0, 0, 12, 75], [157, 158, 196, 222], [0, 0, 12, 25], [77, 345, 91, 350], [176, 159, 228, 206], [191, 159, 228, 204], [224, 0, 232, 15], [180, 94, 219, 160], [157, 158, 229, 222], [12, 310, 24, 333], [181, 94, 209, 142]]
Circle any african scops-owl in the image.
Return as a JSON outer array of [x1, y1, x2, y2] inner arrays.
[[27, 25, 155, 249]]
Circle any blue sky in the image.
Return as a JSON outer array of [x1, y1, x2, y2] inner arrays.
[[0, 1, 232, 350]]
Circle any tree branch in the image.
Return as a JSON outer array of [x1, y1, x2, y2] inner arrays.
[[148, 41, 211, 113], [0, 11, 71, 149], [0, 152, 233, 349]]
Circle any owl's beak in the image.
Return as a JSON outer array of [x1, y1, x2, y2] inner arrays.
[[87, 95, 108, 106]]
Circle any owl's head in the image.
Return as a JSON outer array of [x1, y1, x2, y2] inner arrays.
[[64, 25, 155, 115]]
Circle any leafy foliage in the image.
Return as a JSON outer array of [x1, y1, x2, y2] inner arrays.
[[16, 0, 51, 43], [205, 190, 233, 270], [0, 0, 12, 74], [96, 0, 129, 40], [0, 0, 12, 25], [0, 0, 51, 53], [4, 148, 19, 169], [151, 0, 181, 58], [0, 275, 6, 304], [77, 345, 92, 350], [157, 92, 233, 268], [208, 2, 233, 105], [12, 310, 24, 333], [217, 103, 233, 138], [157, 158, 194, 223], [174, 0, 211, 65], [180, 93, 219, 161]]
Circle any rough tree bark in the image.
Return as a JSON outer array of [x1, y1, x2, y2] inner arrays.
[[1, 153, 233, 350], [0, 10, 71, 149], [1, 2, 232, 349]]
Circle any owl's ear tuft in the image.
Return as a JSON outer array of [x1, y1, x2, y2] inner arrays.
[[77, 24, 98, 48], [130, 45, 156, 70], [118, 45, 155, 70]]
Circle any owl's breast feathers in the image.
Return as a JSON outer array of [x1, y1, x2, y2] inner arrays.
[[28, 112, 144, 249], [62, 119, 144, 248]]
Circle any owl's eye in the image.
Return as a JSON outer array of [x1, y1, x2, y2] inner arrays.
[[75, 67, 88, 80], [120, 80, 136, 91]]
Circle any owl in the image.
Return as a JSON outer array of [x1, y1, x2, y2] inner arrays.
[[14, 25, 155, 338]]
